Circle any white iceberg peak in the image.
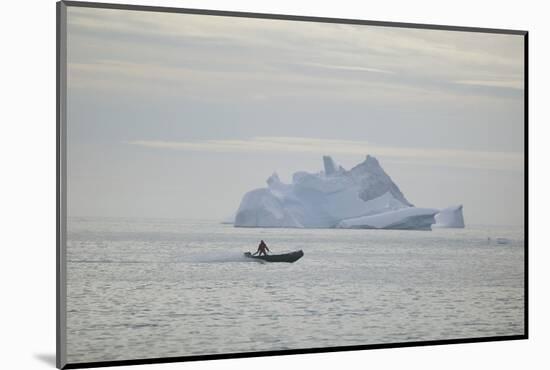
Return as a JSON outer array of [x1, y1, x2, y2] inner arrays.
[[266, 172, 281, 187], [323, 155, 338, 175]]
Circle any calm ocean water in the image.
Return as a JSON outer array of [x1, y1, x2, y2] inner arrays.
[[66, 218, 525, 363]]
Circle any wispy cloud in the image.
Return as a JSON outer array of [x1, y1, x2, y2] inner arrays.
[[67, 6, 524, 102], [453, 79, 524, 90], [127, 137, 523, 172], [302, 62, 394, 74]]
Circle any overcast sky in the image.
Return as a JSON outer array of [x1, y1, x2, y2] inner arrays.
[[66, 6, 525, 226]]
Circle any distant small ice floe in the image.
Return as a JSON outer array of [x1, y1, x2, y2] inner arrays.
[[486, 237, 512, 245], [232, 155, 465, 231], [220, 213, 236, 225], [496, 238, 511, 245]]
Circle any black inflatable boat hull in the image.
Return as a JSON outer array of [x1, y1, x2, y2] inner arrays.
[[244, 250, 304, 263]]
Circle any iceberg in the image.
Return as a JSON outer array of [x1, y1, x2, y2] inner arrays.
[[234, 155, 463, 231], [336, 207, 439, 230], [433, 205, 465, 228]]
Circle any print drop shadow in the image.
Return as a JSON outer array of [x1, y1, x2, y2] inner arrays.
[[34, 353, 56, 367]]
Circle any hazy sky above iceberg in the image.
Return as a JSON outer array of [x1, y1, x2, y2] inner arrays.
[[66, 6, 525, 226]]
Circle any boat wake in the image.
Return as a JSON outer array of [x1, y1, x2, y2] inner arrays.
[[185, 251, 253, 263]]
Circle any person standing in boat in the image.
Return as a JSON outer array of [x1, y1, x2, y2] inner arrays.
[[253, 240, 270, 256]]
